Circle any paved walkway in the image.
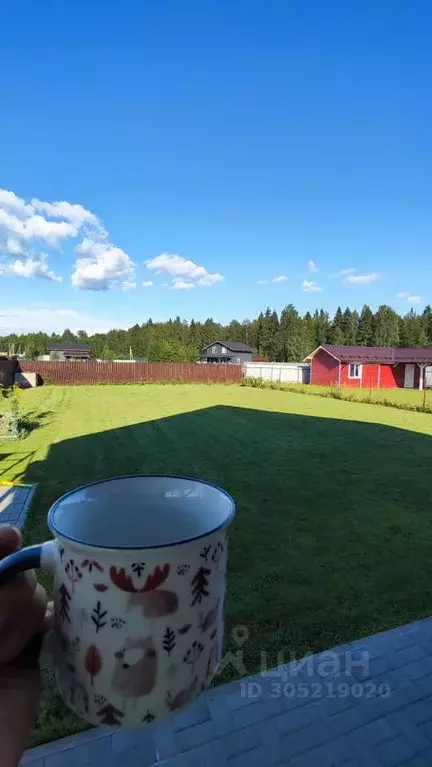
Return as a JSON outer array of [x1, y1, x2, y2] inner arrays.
[[22, 615, 432, 766], [0, 483, 36, 528]]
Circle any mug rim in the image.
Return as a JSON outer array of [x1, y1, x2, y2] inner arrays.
[[47, 474, 235, 550]]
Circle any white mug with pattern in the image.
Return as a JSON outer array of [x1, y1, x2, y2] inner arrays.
[[0, 475, 235, 726]]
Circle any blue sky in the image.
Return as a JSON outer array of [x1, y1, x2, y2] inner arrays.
[[0, 0, 431, 333]]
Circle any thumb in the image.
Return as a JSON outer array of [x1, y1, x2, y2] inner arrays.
[[0, 526, 22, 559]]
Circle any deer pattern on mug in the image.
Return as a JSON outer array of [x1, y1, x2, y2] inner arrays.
[[53, 531, 228, 725], [109, 564, 179, 618]]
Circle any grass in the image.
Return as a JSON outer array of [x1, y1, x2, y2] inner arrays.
[[0, 415, 8, 437], [307, 384, 431, 406], [2, 384, 432, 744], [243, 378, 432, 412]]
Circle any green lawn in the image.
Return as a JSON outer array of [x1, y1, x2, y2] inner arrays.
[[2, 384, 432, 745], [294, 383, 432, 407]]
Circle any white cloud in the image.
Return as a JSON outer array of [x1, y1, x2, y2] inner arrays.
[[31, 199, 100, 230], [256, 275, 287, 284], [6, 237, 22, 254], [145, 252, 223, 289], [0, 189, 33, 216], [302, 279, 323, 292], [146, 252, 204, 279], [0, 307, 125, 334], [71, 238, 135, 291], [0, 188, 87, 246], [142, 280, 153, 287], [0, 186, 133, 290], [344, 272, 380, 285], [396, 291, 421, 304], [0, 207, 77, 244], [7, 256, 62, 282], [330, 268, 356, 278], [171, 279, 196, 290], [307, 260, 318, 273], [198, 273, 224, 286], [26, 215, 77, 242]]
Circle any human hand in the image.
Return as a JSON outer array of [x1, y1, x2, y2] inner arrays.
[[0, 525, 52, 766]]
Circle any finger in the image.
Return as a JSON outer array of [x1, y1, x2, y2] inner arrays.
[[0, 574, 46, 652], [0, 583, 47, 664], [0, 667, 40, 766], [0, 600, 46, 661], [0, 602, 46, 664], [44, 601, 55, 633], [0, 525, 22, 558], [0, 570, 40, 621]]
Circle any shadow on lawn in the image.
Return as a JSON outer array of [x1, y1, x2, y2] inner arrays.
[[0, 451, 35, 477], [20, 405, 432, 744]]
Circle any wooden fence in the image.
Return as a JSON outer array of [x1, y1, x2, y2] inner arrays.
[[18, 361, 243, 385]]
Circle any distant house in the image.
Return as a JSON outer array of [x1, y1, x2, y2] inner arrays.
[[46, 342, 91, 361], [305, 344, 432, 390], [200, 341, 254, 364]]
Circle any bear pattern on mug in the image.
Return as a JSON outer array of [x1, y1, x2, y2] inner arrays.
[[54, 530, 228, 726]]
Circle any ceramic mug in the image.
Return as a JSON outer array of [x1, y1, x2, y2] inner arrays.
[[0, 475, 235, 726]]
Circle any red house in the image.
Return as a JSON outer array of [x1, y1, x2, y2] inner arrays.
[[305, 345, 432, 390]]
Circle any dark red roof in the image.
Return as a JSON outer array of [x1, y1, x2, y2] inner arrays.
[[316, 345, 432, 364]]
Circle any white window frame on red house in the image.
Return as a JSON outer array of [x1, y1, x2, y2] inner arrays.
[[348, 363, 362, 379]]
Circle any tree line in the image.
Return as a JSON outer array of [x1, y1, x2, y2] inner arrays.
[[1, 304, 432, 362]]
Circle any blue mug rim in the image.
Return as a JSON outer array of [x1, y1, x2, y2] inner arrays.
[[47, 474, 236, 550]]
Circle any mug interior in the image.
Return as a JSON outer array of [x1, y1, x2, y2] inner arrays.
[[48, 475, 234, 549]]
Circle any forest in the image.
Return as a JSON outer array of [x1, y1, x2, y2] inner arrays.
[[1, 304, 432, 362]]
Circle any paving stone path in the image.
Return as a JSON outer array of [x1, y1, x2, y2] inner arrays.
[[0, 483, 35, 528], [22, 616, 432, 766]]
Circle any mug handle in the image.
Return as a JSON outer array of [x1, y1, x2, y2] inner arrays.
[[0, 541, 56, 585], [0, 541, 57, 668]]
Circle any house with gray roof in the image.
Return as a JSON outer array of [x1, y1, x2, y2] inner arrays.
[[200, 341, 254, 364]]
